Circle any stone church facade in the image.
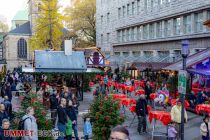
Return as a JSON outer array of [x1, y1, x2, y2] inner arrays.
[[4, 0, 41, 70]]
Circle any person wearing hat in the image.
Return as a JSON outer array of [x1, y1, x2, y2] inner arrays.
[[170, 98, 188, 139], [200, 115, 210, 140]]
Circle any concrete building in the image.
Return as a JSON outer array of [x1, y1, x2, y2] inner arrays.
[[96, 0, 210, 68]]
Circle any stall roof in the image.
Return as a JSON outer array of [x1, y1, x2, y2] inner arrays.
[[34, 50, 87, 72], [163, 48, 210, 71], [188, 69, 210, 77]]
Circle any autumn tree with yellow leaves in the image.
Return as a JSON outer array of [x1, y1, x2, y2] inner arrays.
[[30, 0, 65, 50], [64, 0, 96, 48]]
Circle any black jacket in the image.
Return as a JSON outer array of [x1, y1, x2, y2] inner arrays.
[[0, 111, 9, 127], [136, 98, 148, 117], [49, 94, 58, 109], [0, 127, 13, 140], [57, 106, 67, 125], [66, 106, 77, 121], [3, 100, 12, 117], [145, 85, 152, 99]]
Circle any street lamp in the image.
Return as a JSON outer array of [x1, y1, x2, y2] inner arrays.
[[180, 40, 189, 140]]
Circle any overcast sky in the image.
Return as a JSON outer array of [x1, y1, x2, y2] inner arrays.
[[0, 0, 70, 28]]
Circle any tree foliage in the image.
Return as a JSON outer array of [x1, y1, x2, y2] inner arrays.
[[29, 0, 65, 50], [64, 0, 96, 48], [89, 95, 124, 140], [0, 21, 8, 32]]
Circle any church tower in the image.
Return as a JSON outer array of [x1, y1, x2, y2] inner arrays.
[[28, 0, 41, 35]]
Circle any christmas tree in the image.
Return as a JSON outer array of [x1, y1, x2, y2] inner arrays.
[[12, 92, 53, 140], [89, 95, 125, 140]]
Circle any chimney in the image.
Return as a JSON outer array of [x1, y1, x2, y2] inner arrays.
[[64, 40, 72, 55]]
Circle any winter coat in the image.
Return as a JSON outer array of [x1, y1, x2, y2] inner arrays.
[[3, 100, 12, 118], [136, 98, 148, 117], [0, 127, 13, 140], [145, 85, 152, 100], [49, 94, 58, 109], [22, 114, 38, 140], [66, 119, 72, 136], [57, 106, 67, 125], [0, 111, 9, 126], [168, 126, 177, 138], [200, 122, 210, 137], [170, 105, 188, 124], [84, 121, 92, 136], [66, 107, 77, 121]]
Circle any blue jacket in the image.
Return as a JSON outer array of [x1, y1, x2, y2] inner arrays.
[[83, 121, 92, 136]]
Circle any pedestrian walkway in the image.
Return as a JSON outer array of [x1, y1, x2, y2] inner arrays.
[[77, 91, 203, 140]]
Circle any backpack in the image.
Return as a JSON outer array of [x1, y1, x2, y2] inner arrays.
[[18, 117, 32, 130]]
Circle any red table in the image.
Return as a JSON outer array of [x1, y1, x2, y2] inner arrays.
[[196, 104, 210, 114], [135, 89, 145, 96], [149, 111, 171, 126], [121, 98, 136, 107], [124, 86, 135, 92], [170, 99, 190, 108], [111, 94, 127, 100]]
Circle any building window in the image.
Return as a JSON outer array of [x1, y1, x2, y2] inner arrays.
[[127, 4, 130, 16], [144, 51, 153, 57], [174, 17, 181, 35], [137, 0, 140, 13], [114, 52, 121, 56], [132, 2, 135, 15], [117, 31, 121, 43], [151, 0, 154, 9], [118, 8, 121, 19], [101, 16, 103, 24], [157, 22, 163, 38], [107, 13, 110, 23], [158, 51, 170, 58], [158, 0, 163, 5], [144, 0, 147, 10], [122, 30, 126, 42], [149, 24, 155, 39], [132, 51, 140, 57], [107, 33, 110, 43], [101, 34, 103, 44], [126, 29, 131, 42], [183, 15, 191, 34], [17, 38, 27, 58], [123, 52, 129, 57], [195, 12, 203, 33], [164, 20, 171, 37], [123, 6, 126, 17], [131, 28, 135, 41], [137, 26, 142, 40], [143, 25, 148, 39]]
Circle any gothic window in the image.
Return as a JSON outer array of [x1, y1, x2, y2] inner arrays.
[[17, 38, 27, 58]]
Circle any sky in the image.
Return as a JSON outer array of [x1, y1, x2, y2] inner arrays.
[[0, 0, 70, 28]]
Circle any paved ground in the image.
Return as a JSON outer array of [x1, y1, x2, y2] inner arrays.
[[76, 87, 203, 140], [11, 86, 203, 140]]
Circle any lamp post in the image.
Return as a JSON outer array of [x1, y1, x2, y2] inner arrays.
[[181, 40, 189, 140]]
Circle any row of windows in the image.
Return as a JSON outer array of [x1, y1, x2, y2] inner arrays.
[[116, 12, 207, 43], [118, 0, 171, 19]]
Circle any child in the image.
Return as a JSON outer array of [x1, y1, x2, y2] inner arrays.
[[84, 117, 92, 140], [200, 115, 210, 140], [168, 121, 177, 140]]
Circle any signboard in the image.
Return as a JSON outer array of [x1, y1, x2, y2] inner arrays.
[[178, 70, 187, 94]]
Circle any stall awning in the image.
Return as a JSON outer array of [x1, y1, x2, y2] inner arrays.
[[163, 48, 210, 71], [133, 62, 171, 71], [34, 50, 87, 73], [188, 69, 210, 77]]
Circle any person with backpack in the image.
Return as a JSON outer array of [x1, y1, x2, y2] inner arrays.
[[49, 89, 59, 125], [21, 107, 38, 140], [3, 96, 12, 120]]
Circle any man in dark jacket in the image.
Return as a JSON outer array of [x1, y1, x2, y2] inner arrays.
[[49, 91, 58, 125], [3, 96, 12, 120], [57, 98, 67, 140], [145, 81, 152, 104], [5, 83, 12, 102], [136, 94, 148, 134], [0, 119, 13, 140]]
